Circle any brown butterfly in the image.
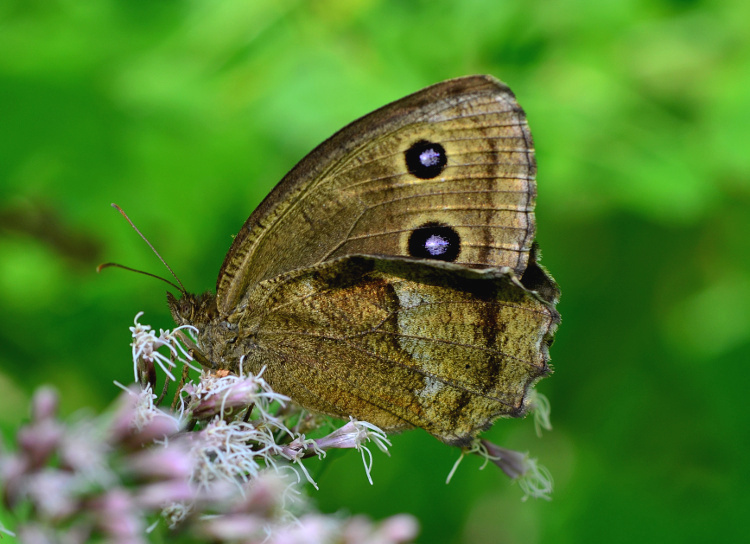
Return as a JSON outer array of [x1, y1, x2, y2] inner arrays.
[[168, 75, 560, 447]]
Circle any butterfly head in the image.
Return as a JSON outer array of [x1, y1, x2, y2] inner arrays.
[[167, 291, 245, 371], [167, 291, 218, 328]]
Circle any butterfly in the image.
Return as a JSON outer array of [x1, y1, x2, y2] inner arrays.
[[168, 75, 560, 446]]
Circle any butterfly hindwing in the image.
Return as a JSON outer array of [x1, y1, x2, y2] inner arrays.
[[232, 255, 558, 445]]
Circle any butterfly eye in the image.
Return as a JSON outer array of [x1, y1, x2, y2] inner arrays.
[[405, 140, 447, 179], [408, 222, 460, 262]]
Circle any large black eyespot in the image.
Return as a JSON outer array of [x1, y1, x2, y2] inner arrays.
[[405, 140, 447, 179], [408, 222, 460, 262]]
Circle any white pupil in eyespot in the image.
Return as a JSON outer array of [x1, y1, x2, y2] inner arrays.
[[419, 148, 441, 167], [424, 234, 449, 255]]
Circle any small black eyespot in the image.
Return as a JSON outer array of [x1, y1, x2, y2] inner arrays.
[[405, 140, 447, 179], [408, 222, 460, 262]]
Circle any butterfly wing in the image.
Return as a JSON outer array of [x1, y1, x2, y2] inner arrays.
[[236, 255, 558, 446], [216, 75, 536, 316]]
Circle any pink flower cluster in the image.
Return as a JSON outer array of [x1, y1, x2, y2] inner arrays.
[[0, 386, 417, 543]]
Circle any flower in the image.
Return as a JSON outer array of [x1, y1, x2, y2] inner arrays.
[[477, 439, 554, 501], [129, 311, 199, 384], [181, 367, 290, 423], [0, 380, 417, 542], [527, 389, 553, 437]]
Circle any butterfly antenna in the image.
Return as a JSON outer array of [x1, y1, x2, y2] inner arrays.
[[96, 262, 184, 292], [105, 203, 187, 293]]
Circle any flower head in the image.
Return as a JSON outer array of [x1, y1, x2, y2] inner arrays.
[[129, 311, 199, 384], [477, 439, 554, 501]]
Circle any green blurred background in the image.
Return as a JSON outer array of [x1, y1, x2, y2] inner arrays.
[[1, 0, 747, 542]]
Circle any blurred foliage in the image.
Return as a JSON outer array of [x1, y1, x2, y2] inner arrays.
[[1, 0, 748, 542]]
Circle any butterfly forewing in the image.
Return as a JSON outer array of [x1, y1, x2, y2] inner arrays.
[[216, 76, 536, 316]]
